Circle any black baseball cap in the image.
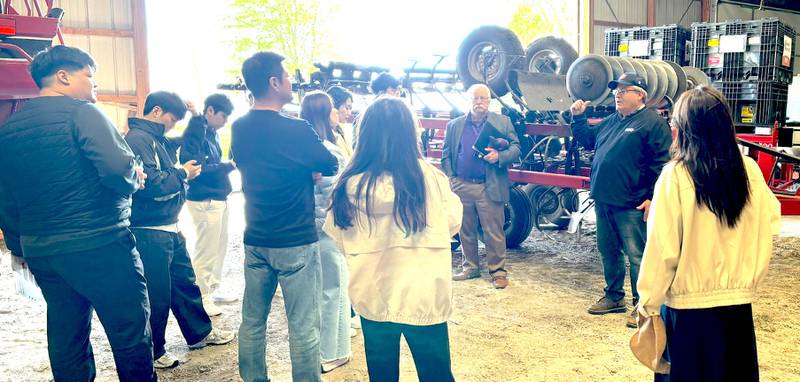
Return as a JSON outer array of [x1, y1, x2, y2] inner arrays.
[[608, 72, 647, 91]]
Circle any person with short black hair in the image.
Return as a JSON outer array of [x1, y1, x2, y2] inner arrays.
[[126, 91, 235, 369], [234, 51, 338, 382], [326, 85, 355, 155], [0, 45, 155, 381], [369, 72, 401, 96], [181, 93, 237, 316]]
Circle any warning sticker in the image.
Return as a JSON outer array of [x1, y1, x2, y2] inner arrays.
[[741, 105, 754, 118], [708, 38, 720, 47], [783, 35, 793, 67], [708, 54, 723, 67], [618, 43, 629, 53]]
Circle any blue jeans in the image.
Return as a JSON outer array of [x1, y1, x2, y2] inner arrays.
[[318, 236, 351, 362], [238, 242, 322, 382], [594, 201, 646, 304]]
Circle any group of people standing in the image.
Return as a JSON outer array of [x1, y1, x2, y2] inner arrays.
[[0, 42, 782, 382]]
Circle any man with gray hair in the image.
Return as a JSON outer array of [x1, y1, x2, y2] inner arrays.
[[570, 72, 671, 328], [442, 84, 521, 289]]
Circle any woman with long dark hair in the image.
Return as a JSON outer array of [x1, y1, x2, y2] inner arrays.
[[635, 86, 780, 381], [323, 97, 462, 382], [300, 91, 352, 372]]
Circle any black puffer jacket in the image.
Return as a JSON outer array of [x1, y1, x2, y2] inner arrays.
[[0, 96, 140, 258], [125, 118, 187, 227]]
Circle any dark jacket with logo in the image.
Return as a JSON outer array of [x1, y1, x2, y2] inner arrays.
[[180, 116, 234, 201], [125, 118, 187, 227], [571, 107, 672, 208], [0, 96, 140, 258]]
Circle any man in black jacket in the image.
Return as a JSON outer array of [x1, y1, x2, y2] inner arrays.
[[233, 51, 338, 382], [125, 91, 234, 369], [180, 93, 236, 316], [0, 46, 155, 381], [570, 73, 672, 328]]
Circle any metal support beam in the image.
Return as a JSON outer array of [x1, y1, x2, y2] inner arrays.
[[647, 0, 656, 26], [701, 0, 712, 21], [131, 0, 149, 116], [61, 27, 133, 38]]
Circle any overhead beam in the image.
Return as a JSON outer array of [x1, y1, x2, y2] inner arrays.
[[61, 27, 133, 38]]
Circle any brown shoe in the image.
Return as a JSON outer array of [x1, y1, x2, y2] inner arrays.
[[587, 296, 627, 315], [452, 269, 481, 281], [491, 275, 509, 289]]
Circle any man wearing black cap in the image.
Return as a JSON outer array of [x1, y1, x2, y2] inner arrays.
[[570, 72, 671, 328]]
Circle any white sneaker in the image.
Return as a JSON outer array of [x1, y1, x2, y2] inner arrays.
[[154, 352, 179, 369], [321, 355, 351, 373], [211, 291, 239, 304], [203, 297, 222, 317], [350, 315, 361, 329], [189, 327, 236, 350]]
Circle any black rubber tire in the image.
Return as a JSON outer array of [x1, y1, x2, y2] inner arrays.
[[457, 26, 525, 97], [503, 186, 534, 247], [524, 36, 578, 75]]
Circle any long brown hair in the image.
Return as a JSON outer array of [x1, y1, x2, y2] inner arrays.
[[300, 91, 336, 143], [330, 97, 426, 235], [671, 85, 749, 227]]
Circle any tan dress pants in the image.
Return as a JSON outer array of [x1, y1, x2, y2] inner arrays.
[[450, 178, 507, 276]]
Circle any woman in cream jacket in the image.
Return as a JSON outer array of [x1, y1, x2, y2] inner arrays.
[[636, 86, 781, 381], [324, 96, 462, 382]]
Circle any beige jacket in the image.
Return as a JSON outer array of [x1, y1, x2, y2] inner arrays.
[[637, 156, 781, 316], [323, 159, 462, 325]]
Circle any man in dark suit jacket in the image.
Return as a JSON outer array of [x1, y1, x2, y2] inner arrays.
[[441, 84, 521, 289]]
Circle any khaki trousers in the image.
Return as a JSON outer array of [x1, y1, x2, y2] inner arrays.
[[450, 178, 507, 276]]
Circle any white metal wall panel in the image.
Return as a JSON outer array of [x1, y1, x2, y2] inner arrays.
[[86, 0, 113, 29], [656, 0, 701, 27], [594, 0, 647, 24], [53, 0, 89, 28], [97, 102, 132, 133], [593, 25, 607, 54], [111, 0, 131, 30], [61, 33, 89, 51], [114, 37, 136, 94]]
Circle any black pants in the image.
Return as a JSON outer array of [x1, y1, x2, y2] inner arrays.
[[132, 229, 212, 358], [656, 304, 759, 382], [26, 231, 157, 382], [361, 318, 454, 382]]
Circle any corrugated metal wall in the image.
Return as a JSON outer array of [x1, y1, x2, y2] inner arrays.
[[591, 0, 648, 54], [655, 0, 701, 27]]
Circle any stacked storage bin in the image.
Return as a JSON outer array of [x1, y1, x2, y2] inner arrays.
[[604, 24, 692, 66], [691, 18, 796, 131]]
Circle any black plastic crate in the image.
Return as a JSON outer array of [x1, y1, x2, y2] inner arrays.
[[604, 24, 692, 65], [691, 18, 796, 84], [712, 81, 788, 128]]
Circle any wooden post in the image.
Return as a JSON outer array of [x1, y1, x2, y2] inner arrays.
[[701, 0, 712, 22], [647, 0, 656, 26], [131, 0, 149, 117]]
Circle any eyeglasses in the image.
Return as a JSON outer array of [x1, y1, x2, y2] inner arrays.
[[613, 88, 641, 96]]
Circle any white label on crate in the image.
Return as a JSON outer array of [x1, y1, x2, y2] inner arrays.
[[748, 36, 761, 45], [652, 41, 663, 51], [783, 35, 793, 67], [719, 35, 747, 53], [754, 127, 772, 136], [629, 40, 650, 56]]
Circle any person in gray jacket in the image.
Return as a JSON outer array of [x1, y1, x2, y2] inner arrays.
[[441, 84, 521, 289]]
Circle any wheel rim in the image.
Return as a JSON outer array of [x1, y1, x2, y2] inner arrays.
[[528, 49, 562, 73], [468, 42, 504, 83]]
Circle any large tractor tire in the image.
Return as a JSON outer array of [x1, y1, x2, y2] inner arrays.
[[450, 186, 534, 251], [457, 26, 525, 97], [524, 36, 578, 75]]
